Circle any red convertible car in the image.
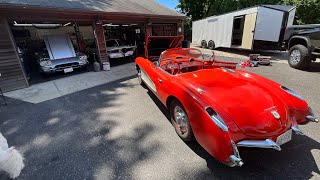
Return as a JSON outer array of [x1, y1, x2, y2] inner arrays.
[[135, 36, 318, 167]]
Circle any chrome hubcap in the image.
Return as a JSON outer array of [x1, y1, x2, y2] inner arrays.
[[174, 106, 188, 134], [290, 50, 301, 64]]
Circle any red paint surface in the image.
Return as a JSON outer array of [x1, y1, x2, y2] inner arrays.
[[136, 48, 310, 164]]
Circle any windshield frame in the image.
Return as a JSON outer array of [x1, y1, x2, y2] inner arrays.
[[159, 48, 205, 65]]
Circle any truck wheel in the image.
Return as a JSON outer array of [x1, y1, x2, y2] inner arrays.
[[201, 40, 207, 49], [208, 40, 215, 50], [289, 45, 310, 69]]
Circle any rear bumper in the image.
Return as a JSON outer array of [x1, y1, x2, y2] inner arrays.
[[237, 139, 281, 151]]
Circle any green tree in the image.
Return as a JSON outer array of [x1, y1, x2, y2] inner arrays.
[[282, 0, 320, 24], [178, 0, 320, 24]]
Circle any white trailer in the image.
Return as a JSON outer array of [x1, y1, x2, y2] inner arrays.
[[192, 5, 296, 50]]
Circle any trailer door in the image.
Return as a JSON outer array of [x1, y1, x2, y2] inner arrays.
[[254, 7, 284, 42], [241, 13, 257, 49]]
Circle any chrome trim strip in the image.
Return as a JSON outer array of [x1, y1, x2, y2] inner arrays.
[[237, 139, 281, 151], [291, 126, 304, 135], [306, 115, 319, 123], [205, 107, 228, 132]]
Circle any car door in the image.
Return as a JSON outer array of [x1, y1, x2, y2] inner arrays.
[[139, 59, 172, 103], [151, 64, 172, 103]]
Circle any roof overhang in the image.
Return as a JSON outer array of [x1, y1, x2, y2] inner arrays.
[[0, 3, 186, 23]]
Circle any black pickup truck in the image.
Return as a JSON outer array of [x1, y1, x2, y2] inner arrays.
[[282, 24, 320, 69]]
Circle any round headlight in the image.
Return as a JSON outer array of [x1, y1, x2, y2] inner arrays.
[[205, 107, 228, 132], [80, 55, 87, 61], [40, 60, 52, 66], [281, 86, 304, 100]]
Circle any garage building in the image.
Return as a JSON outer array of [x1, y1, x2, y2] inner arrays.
[[0, 0, 184, 92]]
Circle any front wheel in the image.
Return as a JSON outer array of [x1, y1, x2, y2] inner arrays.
[[288, 45, 311, 69], [170, 100, 194, 141]]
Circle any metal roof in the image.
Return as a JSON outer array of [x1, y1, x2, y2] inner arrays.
[[261, 5, 295, 12], [0, 0, 184, 17]]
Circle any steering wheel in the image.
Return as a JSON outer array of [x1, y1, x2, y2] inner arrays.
[[165, 60, 181, 75]]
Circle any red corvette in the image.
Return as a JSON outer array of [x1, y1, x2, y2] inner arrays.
[[135, 36, 318, 167]]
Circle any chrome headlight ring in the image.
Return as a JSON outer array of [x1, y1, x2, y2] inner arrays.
[[40, 60, 52, 67], [79, 55, 88, 62]]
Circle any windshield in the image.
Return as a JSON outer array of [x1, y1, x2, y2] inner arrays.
[[160, 48, 204, 61], [106, 40, 119, 47]]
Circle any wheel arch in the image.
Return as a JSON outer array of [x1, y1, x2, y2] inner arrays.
[[166, 95, 180, 109], [289, 36, 311, 50]]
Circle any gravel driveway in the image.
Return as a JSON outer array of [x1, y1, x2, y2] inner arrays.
[[0, 52, 319, 179]]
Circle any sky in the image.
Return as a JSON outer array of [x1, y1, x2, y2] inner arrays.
[[155, 0, 179, 10]]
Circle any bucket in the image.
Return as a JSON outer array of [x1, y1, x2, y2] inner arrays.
[[103, 62, 110, 71]]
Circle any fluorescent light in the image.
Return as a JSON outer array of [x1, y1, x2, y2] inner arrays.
[[63, 22, 71, 26], [13, 22, 61, 28], [103, 23, 119, 27]]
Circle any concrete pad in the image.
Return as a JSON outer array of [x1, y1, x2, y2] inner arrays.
[[4, 81, 61, 104], [4, 63, 136, 104]]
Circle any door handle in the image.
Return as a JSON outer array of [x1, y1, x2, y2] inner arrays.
[[158, 79, 162, 84]]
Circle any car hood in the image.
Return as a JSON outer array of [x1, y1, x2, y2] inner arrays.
[[177, 68, 292, 137]]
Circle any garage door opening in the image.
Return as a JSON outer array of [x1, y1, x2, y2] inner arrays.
[[10, 21, 96, 85], [103, 23, 145, 67]]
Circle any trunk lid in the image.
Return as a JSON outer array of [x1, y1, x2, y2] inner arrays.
[[178, 68, 291, 137]]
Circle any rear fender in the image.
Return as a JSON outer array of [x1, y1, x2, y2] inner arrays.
[[168, 83, 239, 163]]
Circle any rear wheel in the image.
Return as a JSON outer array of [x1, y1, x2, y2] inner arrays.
[[288, 45, 311, 69], [201, 40, 207, 49], [208, 40, 215, 50], [170, 99, 194, 141]]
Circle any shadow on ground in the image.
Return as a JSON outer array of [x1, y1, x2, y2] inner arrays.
[[0, 76, 161, 179], [147, 88, 320, 179]]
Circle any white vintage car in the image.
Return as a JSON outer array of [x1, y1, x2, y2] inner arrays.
[[106, 39, 135, 59], [37, 35, 88, 74]]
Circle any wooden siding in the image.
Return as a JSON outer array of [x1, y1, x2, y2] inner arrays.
[[0, 18, 28, 92]]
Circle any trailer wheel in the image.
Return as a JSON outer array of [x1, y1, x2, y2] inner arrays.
[[201, 40, 207, 49], [208, 40, 215, 50], [288, 45, 310, 69]]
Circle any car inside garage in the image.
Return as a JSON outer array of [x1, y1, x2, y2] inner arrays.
[[0, 0, 184, 92], [11, 21, 95, 84]]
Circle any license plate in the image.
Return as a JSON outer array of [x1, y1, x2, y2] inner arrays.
[[64, 67, 73, 73], [276, 129, 292, 146]]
